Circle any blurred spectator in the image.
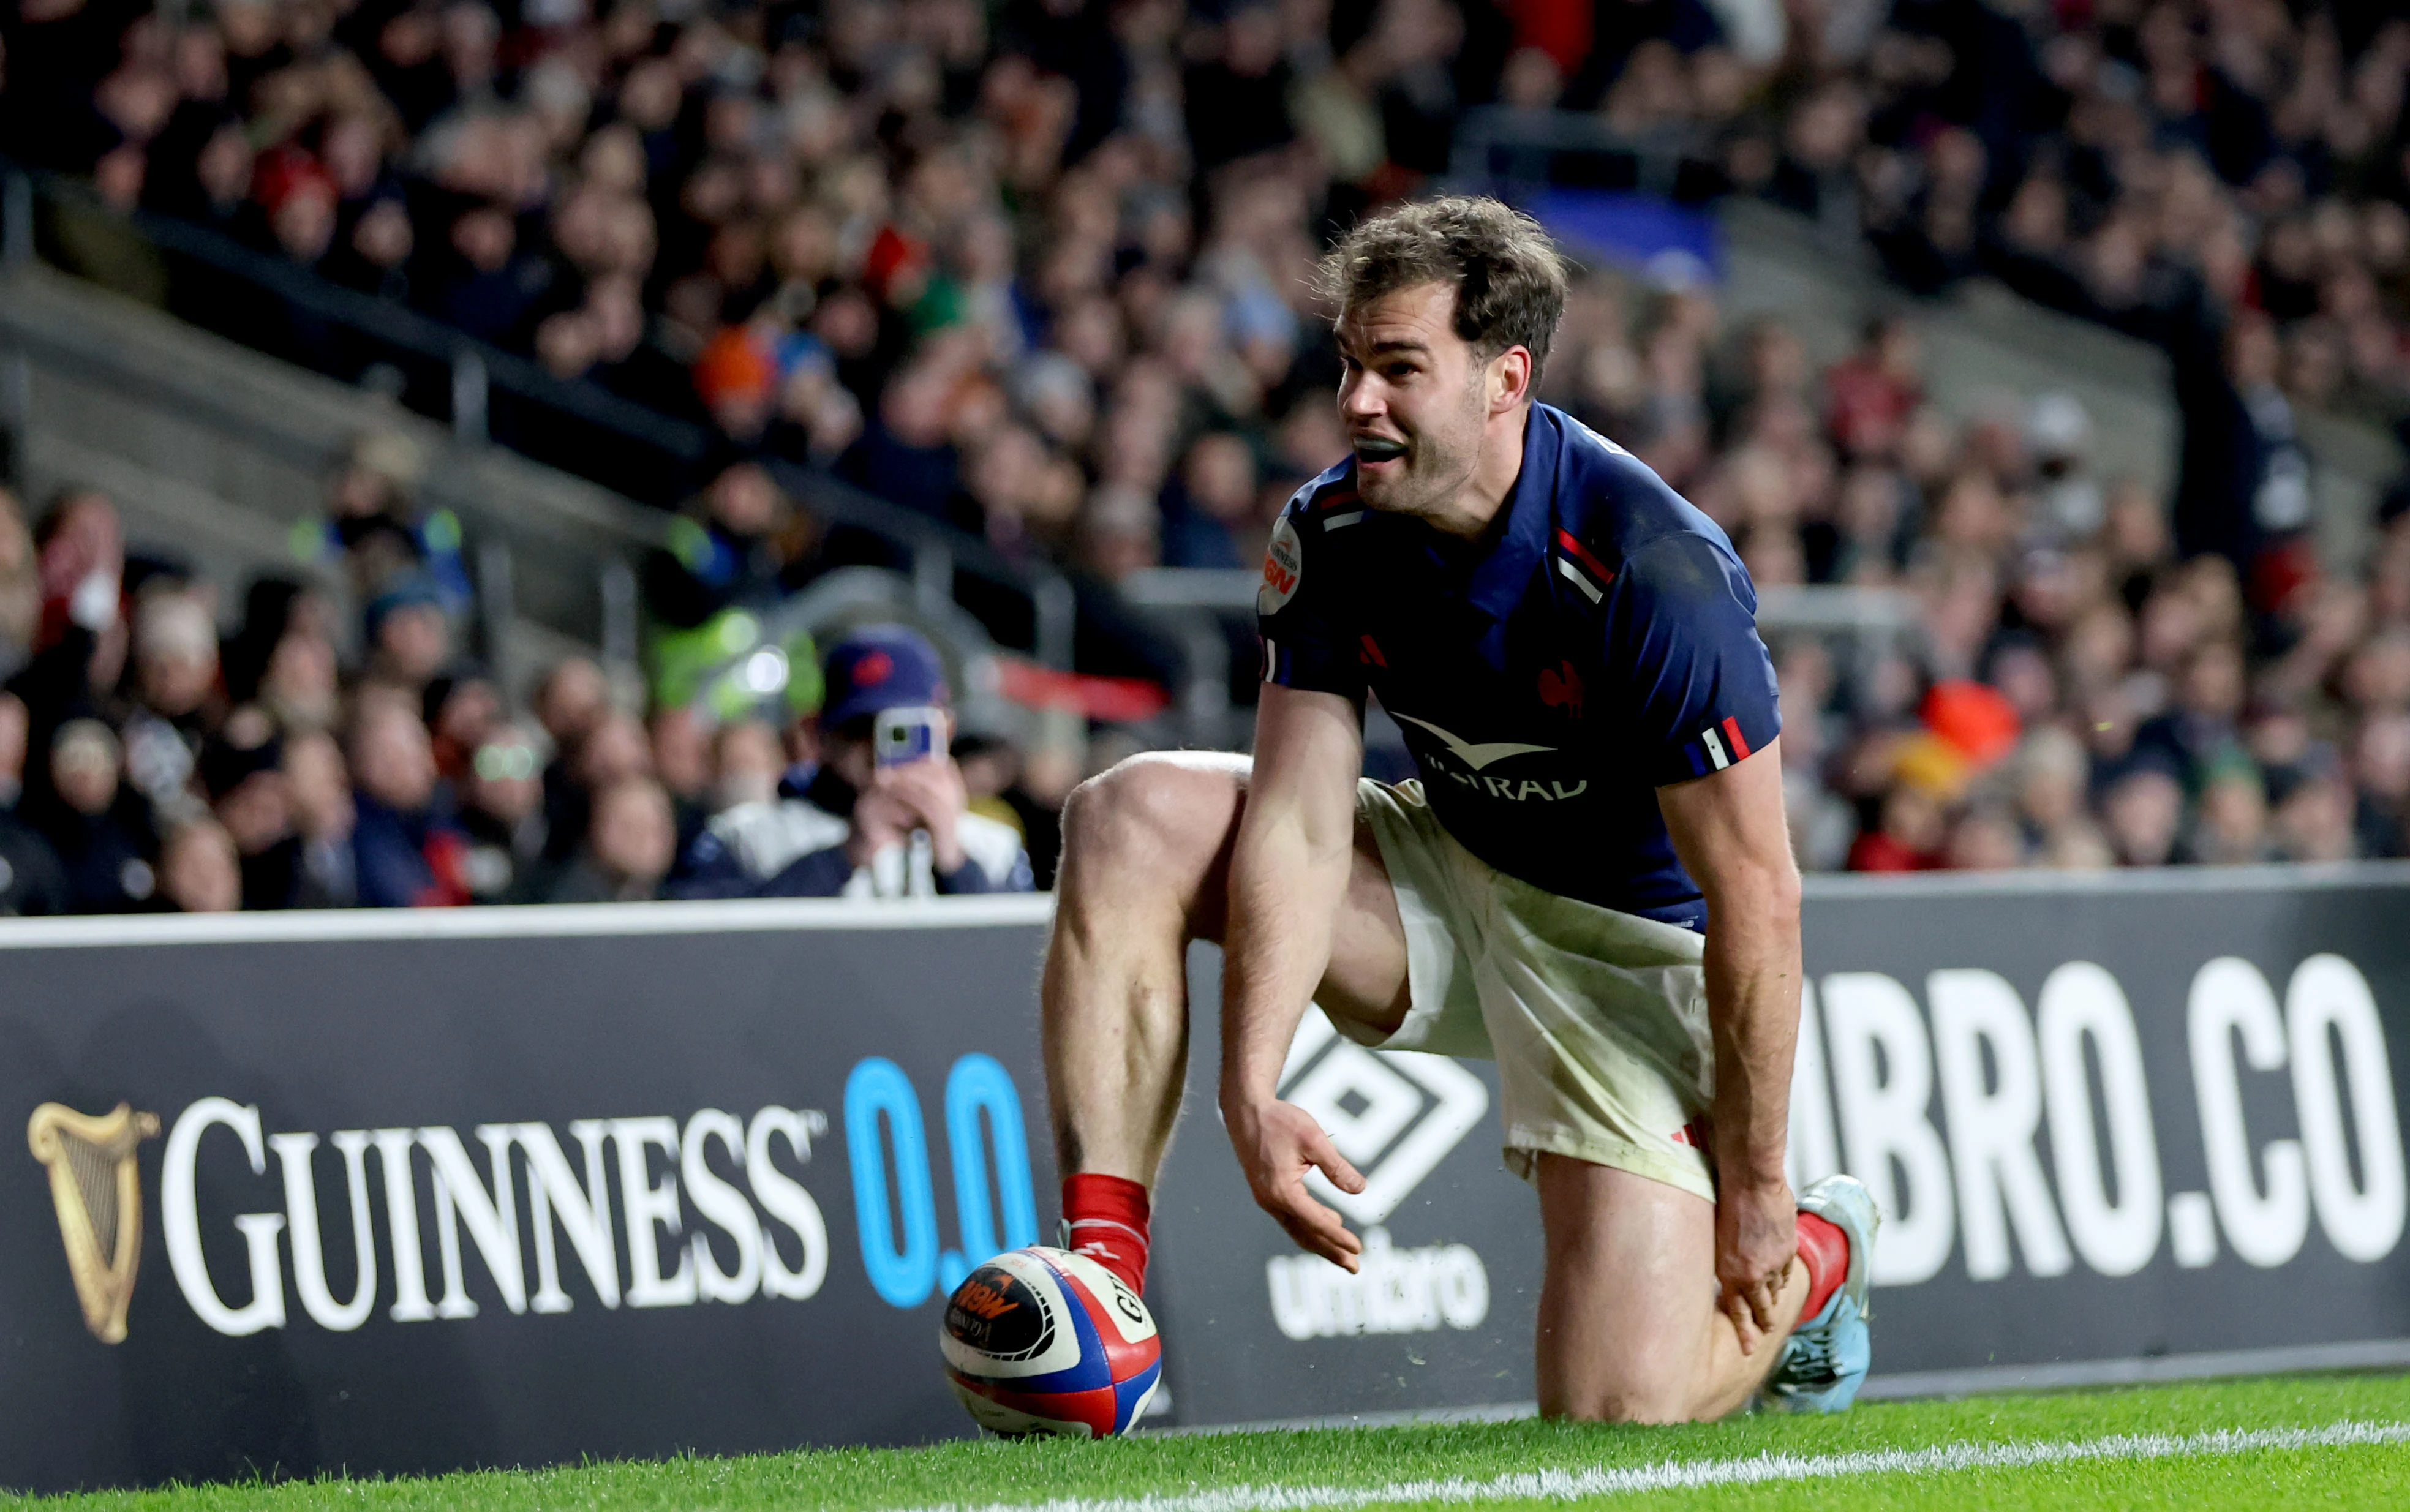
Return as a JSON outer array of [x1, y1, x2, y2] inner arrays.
[[347, 696, 469, 908], [2188, 759, 2275, 867], [424, 670, 503, 784], [707, 718, 788, 813], [122, 586, 220, 815], [314, 431, 470, 611], [361, 574, 454, 693], [546, 776, 677, 903], [2103, 761, 2187, 869], [37, 719, 154, 912], [2352, 715, 2410, 859], [153, 817, 242, 914], [1845, 780, 1945, 873], [541, 709, 653, 868], [202, 712, 299, 910], [534, 649, 608, 763], [284, 730, 358, 909], [226, 579, 343, 735], [649, 704, 714, 856], [0, 693, 67, 916], [2271, 759, 2362, 863], [456, 722, 548, 904], [1161, 432, 1262, 569], [642, 462, 806, 631], [954, 729, 1067, 891], [0, 488, 41, 671]]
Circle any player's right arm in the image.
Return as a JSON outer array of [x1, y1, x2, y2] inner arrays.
[[1218, 679, 1373, 1271]]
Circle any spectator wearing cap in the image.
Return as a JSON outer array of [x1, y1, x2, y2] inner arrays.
[[677, 625, 1031, 900], [363, 574, 454, 694]]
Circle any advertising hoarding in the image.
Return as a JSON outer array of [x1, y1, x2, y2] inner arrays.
[[0, 868, 2405, 1488]]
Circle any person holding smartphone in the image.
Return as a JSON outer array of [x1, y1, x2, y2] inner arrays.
[[729, 625, 1033, 900]]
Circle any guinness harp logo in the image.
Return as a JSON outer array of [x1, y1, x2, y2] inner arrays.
[[28, 1102, 160, 1344]]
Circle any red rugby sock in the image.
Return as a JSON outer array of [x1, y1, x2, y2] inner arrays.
[[1062, 1173, 1151, 1294], [1796, 1211, 1849, 1320]]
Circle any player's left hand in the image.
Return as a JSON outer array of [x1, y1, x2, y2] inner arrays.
[[1225, 1094, 1368, 1271], [1715, 1175, 1798, 1356]]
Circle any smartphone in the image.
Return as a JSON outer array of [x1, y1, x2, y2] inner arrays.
[[874, 705, 947, 767]]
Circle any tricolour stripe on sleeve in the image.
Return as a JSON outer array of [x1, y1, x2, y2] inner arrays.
[[1722, 715, 1752, 761]]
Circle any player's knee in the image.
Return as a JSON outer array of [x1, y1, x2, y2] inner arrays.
[[1546, 1386, 1700, 1426], [1061, 754, 1236, 889], [1542, 1363, 1703, 1425]]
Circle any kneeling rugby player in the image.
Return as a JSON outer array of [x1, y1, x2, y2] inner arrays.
[[1041, 196, 1873, 1420]]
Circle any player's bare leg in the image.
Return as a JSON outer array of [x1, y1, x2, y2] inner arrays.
[[1532, 1156, 1811, 1421], [1042, 753, 1411, 1189]]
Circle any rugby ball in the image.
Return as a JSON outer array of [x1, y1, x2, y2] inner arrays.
[[940, 1246, 1162, 1437]]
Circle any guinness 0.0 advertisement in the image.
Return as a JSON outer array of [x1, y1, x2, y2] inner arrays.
[[1, 871, 2408, 1489], [0, 901, 1060, 1492]]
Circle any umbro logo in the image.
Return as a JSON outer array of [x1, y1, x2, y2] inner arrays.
[[1276, 1014, 1488, 1225]]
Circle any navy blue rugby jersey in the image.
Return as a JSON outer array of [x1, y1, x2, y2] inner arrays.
[[1256, 402, 1779, 928]]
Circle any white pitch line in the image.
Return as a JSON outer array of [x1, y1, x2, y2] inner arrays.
[[891, 1420, 2410, 1512]]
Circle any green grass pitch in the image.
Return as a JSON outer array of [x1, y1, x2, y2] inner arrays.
[[13, 1374, 2410, 1510]]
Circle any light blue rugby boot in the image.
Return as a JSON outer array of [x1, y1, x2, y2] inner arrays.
[[1760, 1174, 1878, 1413]]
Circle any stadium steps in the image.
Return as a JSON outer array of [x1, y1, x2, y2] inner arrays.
[[0, 260, 665, 696]]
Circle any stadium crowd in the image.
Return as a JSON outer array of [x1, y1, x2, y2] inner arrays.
[[0, 439, 1047, 915], [2, 0, 2409, 905], [1543, 293, 2410, 873]]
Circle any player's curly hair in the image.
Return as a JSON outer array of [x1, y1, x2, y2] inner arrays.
[[1316, 197, 1570, 383]]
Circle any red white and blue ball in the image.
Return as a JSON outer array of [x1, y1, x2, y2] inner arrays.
[[940, 1247, 1161, 1437]]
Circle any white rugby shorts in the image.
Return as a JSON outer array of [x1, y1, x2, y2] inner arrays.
[[1329, 778, 1719, 1203]]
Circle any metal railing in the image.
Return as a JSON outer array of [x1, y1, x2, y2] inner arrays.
[[1, 162, 1083, 672]]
